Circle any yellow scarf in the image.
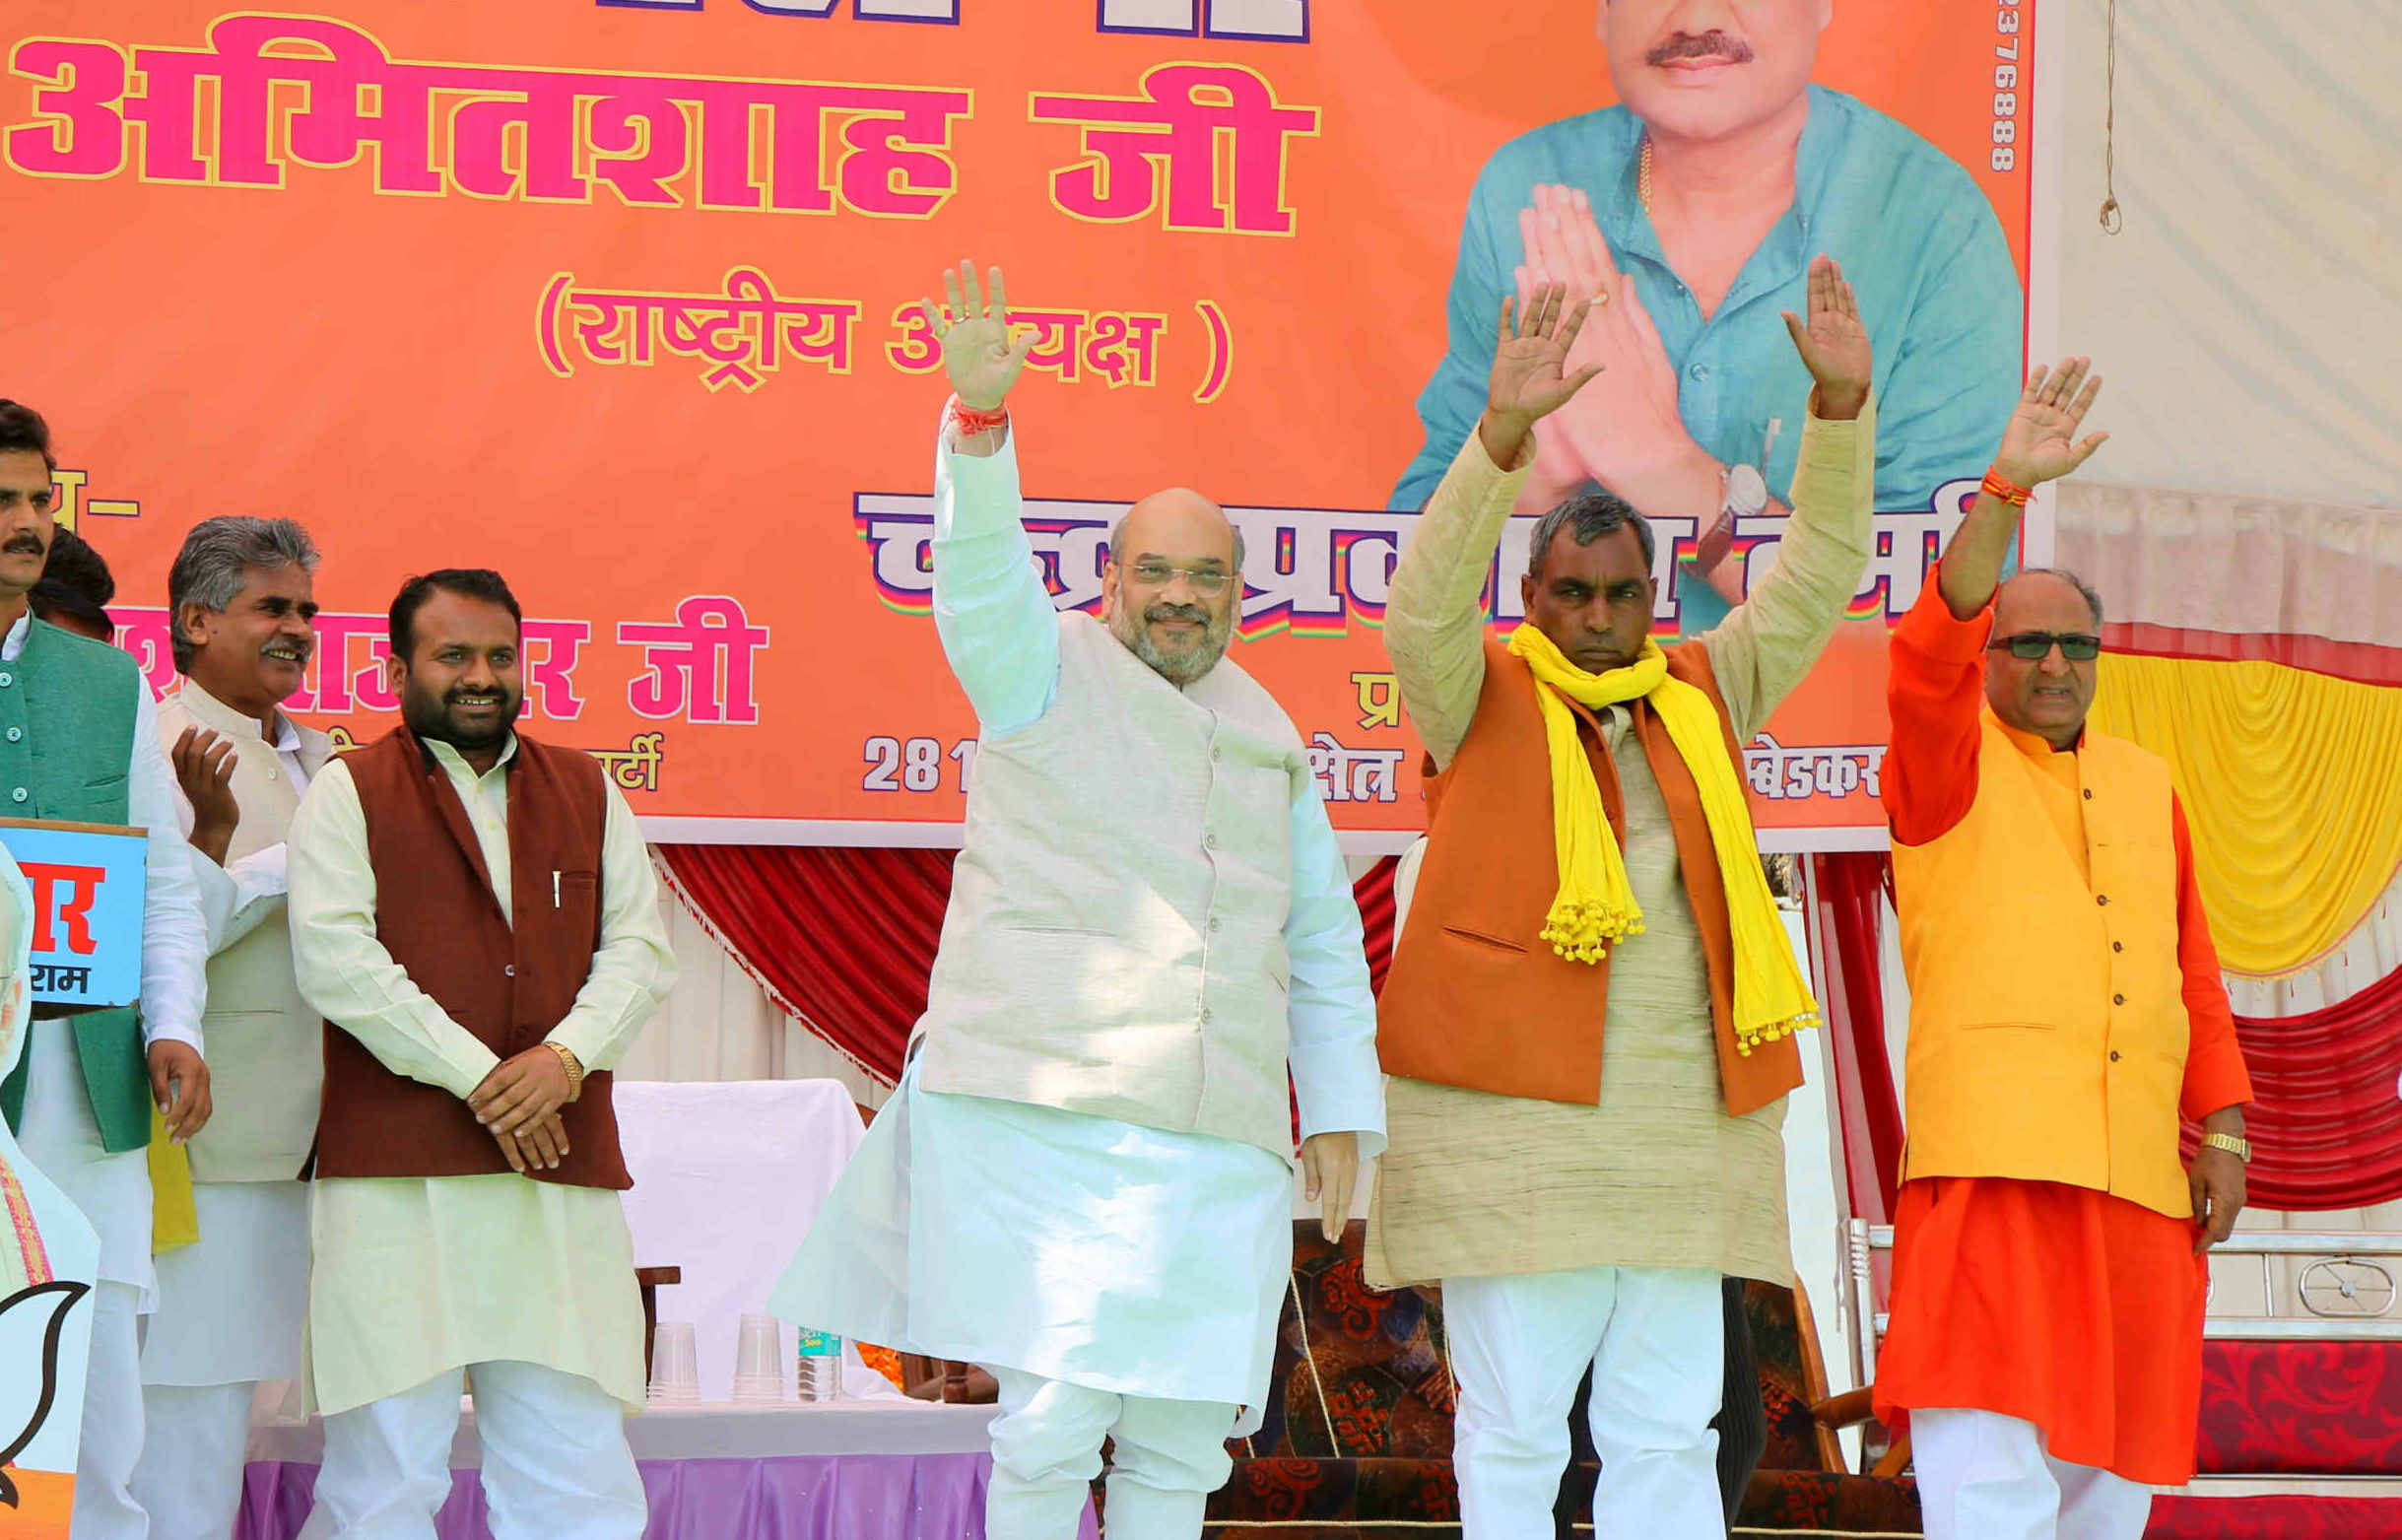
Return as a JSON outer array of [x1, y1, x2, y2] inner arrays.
[[148, 1105, 198, 1253], [1505, 627, 1819, 1056]]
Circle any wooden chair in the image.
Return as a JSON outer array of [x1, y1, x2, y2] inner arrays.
[[636, 1266, 681, 1382]]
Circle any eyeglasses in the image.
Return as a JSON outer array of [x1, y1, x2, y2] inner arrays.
[[1126, 561, 1233, 596], [1989, 631, 2102, 661]]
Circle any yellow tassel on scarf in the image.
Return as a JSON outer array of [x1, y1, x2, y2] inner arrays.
[[1506, 627, 1820, 1054]]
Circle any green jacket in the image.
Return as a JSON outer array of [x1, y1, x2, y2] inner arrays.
[[0, 618, 154, 1152]]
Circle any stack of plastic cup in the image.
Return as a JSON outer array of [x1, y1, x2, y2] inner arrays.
[[731, 1313, 787, 1403], [795, 1327, 844, 1403], [647, 1321, 701, 1406]]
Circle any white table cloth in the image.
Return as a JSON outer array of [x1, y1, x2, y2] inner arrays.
[[614, 1079, 900, 1402]]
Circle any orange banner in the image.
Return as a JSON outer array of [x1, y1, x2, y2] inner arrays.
[[4, 0, 2049, 849]]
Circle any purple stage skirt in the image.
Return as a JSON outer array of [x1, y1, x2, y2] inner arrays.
[[235, 1454, 1101, 1540]]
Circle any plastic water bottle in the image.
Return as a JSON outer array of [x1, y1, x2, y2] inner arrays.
[[796, 1328, 844, 1402]]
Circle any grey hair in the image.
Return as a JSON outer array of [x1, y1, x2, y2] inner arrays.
[[168, 516, 320, 673], [1107, 512, 1245, 573], [1528, 489, 1656, 578], [2005, 566, 2106, 628]]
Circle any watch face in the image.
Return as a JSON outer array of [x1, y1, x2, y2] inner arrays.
[[1724, 462, 1768, 517]]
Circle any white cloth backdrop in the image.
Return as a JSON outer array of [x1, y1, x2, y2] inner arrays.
[[615, 1079, 901, 1402], [2056, 0, 2402, 512]]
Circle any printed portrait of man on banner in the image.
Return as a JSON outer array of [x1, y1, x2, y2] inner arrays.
[[1394, 0, 2026, 639]]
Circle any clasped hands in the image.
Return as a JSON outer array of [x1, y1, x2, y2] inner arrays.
[[1500, 183, 1871, 520], [468, 1043, 581, 1173]]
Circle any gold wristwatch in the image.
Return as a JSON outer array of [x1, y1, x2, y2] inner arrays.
[[546, 1041, 586, 1103], [2201, 1130, 2251, 1164]]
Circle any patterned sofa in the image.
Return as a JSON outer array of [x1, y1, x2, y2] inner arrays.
[[1151, 1220, 1921, 1538], [2143, 1340, 2402, 1539], [1560, 1279, 1921, 1536]]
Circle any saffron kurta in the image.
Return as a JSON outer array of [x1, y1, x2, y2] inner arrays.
[[1871, 569, 2253, 1484]]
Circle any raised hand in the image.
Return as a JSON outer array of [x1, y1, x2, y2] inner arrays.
[[1489, 283, 1602, 422], [924, 260, 1036, 411], [1937, 355, 2110, 619], [170, 725, 239, 867], [1779, 254, 1870, 421], [1993, 358, 2108, 487]]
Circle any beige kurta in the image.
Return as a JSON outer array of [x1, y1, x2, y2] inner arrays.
[[287, 737, 676, 1414], [1367, 402, 1876, 1289]]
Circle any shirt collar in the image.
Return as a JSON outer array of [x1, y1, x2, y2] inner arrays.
[[175, 676, 301, 753], [2, 612, 27, 664], [1596, 85, 1834, 308], [1990, 708, 2084, 759], [425, 733, 519, 781]]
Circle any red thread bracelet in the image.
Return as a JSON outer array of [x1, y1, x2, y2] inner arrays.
[[948, 397, 1010, 436], [1981, 467, 2033, 506]]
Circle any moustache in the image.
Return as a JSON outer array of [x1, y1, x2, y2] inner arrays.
[[1648, 29, 1754, 65], [1145, 603, 1212, 627], [2, 536, 42, 556]]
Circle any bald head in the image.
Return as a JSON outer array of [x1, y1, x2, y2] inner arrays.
[[1994, 568, 2103, 635], [1986, 567, 2106, 750], [1102, 486, 1244, 687], [1110, 487, 1243, 571]]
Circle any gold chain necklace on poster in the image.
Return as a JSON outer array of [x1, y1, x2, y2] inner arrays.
[[1639, 134, 1654, 214]]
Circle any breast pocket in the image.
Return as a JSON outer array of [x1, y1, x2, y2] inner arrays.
[[553, 869, 600, 934], [55, 770, 129, 822]]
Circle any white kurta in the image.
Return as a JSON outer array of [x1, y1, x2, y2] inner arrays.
[[144, 710, 313, 1388], [771, 425, 1385, 1427], [286, 735, 675, 1416], [775, 1057, 1301, 1413]]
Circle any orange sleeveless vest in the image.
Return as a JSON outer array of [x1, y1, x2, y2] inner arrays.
[[1891, 716, 2192, 1217], [1378, 636, 1804, 1116]]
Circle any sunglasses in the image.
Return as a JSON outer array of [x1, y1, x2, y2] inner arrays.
[[1989, 631, 2102, 662]]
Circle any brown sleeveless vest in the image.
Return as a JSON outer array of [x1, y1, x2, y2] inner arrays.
[[311, 726, 630, 1188], [1378, 636, 1804, 1117]]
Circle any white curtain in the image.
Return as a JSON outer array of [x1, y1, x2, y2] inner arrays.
[[616, 881, 894, 1108]]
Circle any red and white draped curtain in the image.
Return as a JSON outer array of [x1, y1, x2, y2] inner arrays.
[[1804, 849, 2402, 1216], [655, 844, 1398, 1088], [662, 838, 2402, 1213]]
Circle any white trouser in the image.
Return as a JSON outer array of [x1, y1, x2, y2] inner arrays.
[[1912, 1408, 2154, 1540], [985, 1366, 1236, 1540], [56, 1279, 150, 1540], [309, 1362, 646, 1540], [131, 1381, 257, 1540], [18, 1023, 158, 1540], [1444, 1264, 1725, 1540]]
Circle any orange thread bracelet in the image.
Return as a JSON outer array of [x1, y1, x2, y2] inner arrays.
[[1981, 467, 2033, 506], [948, 397, 1010, 436]]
